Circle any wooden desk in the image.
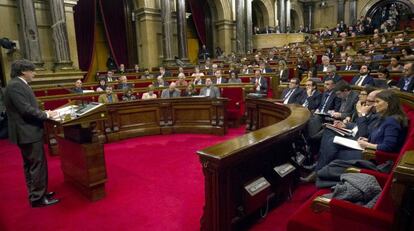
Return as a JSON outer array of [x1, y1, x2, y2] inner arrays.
[[197, 98, 310, 231], [104, 97, 229, 142]]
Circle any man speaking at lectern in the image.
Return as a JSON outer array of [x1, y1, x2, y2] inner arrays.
[[4, 60, 60, 207]]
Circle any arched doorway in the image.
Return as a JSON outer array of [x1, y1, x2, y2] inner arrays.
[[290, 9, 300, 32], [252, 0, 268, 30], [366, 0, 414, 30]]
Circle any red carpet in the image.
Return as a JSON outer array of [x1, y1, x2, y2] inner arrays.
[[0, 128, 316, 231]]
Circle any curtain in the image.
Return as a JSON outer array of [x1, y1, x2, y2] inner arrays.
[[74, 0, 96, 72], [98, 0, 129, 68], [188, 0, 207, 45]]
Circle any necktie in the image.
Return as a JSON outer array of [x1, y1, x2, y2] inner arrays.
[[403, 78, 411, 91], [283, 89, 295, 104], [355, 76, 365, 86], [303, 99, 309, 107], [346, 66, 350, 71], [320, 92, 331, 112]]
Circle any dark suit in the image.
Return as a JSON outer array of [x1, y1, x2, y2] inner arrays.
[[398, 76, 414, 93], [4, 77, 49, 202], [323, 74, 343, 83], [251, 76, 268, 94], [301, 90, 322, 111], [281, 87, 304, 104], [337, 90, 360, 119], [350, 75, 375, 86], [200, 86, 221, 98], [316, 116, 406, 171], [214, 77, 227, 85], [279, 69, 289, 82], [317, 90, 341, 113]]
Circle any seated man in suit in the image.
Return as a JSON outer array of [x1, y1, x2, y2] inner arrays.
[[281, 78, 304, 104], [161, 82, 181, 98], [315, 79, 341, 114], [301, 79, 322, 112], [158, 66, 171, 78], [397, 63, 414, 93], [331, 82, 360, 120], [214, 69, 227, 84], [340, 56, 359, 71], [350, 65, 374, 87], [140, 69, 154, 80], [317, 55, 331, 73], [251, 69, 268, 95], [200, 78, 220, 98], [323, 65, 343, 83], [105, 70, 115, 82], [117, 76, 133, 90], [363, 55, 379, 71], [71, 79, 84, 94], [154, 76, 166, 88], [259, 62, 272, 74], [98, 85, 119, 103], [117, 63, 126, 74]]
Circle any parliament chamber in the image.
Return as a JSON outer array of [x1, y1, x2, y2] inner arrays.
[[1, 0, 414, 231]]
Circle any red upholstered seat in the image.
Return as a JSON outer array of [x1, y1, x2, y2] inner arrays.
[[221, 87, 245, 122]]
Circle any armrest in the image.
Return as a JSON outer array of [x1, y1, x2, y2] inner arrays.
[[363, 149, 399, 163], [311, 196, 331, 213], [311, 196, 393, 228], [345, 167, 361, 173]]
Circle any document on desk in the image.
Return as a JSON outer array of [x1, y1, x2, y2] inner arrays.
[[333, 136, 363, 151]]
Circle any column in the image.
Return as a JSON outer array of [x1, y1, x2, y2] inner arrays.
[[176, 0, 189, 63], [286, 0, 291, 32], [161, 0, 174, 65], [303, 2, 314, 31], [337, 0, 345, 23], [349, 0, 357, 26], [49, 0, 73, 70], [245, 0, 253, 53], [278, 0, 286, 33], [17, 0, 44, 68], [236, 0, 245, 54]]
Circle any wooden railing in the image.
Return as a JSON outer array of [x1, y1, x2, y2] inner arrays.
[[197, 99, 310, 231]]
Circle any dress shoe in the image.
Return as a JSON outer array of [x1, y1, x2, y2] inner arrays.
[[46, 192, 55, 198], [300, 171, 316, 183], [31, 196, 60, 208]]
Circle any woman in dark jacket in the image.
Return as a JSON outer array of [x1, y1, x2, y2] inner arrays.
[[315, 90, 407, 171]]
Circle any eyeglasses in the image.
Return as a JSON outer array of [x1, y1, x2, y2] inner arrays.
[[305, 84, 313, 86]]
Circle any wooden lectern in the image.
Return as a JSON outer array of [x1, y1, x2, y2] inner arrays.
[[49, 102, 108, 201]]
